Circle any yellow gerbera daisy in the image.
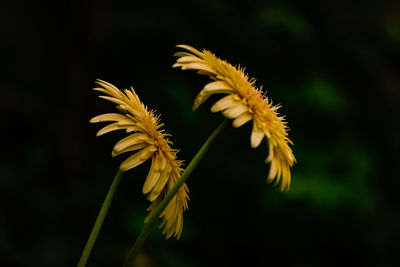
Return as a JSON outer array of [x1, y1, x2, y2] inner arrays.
[[173, 45, 296, 190], [90, 79, 189, 239]]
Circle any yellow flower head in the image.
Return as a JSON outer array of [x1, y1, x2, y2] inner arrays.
[[173, 45, 296, 191], [90, 79, 189, 239]]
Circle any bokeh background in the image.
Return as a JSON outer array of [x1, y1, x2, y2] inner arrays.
[[1, 0, 399, 266]]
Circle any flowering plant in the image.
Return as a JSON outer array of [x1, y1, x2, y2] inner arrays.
[[78, 45, 295, 267]]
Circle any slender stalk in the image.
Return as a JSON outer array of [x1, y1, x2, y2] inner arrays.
[[124, 119, 230, 267], [78, 169, 123, 267]]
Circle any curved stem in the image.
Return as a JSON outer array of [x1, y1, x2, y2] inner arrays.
[[124, 119, 230, 267], [77, 169, 123, 267]]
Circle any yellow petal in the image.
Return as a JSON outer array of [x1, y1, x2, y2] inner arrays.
[[202, 81, 233, 94], [153, 163, 171, 193], [210, 94, 238, 113], [93, 87, 112, 96], [197, 70, 214, 76], [281, 166, 291, 190], [113, 133, 152, 153], [159, 154, 167, 170], [278, 166, 289, 190], [177, 56, 203, 63], [119, 104, 142, 118], [175, 212, 183, 239], [125, 125, 142, 133], [232, 112, 252, 127], [276, 159, 282, 181], [90, 113, 126, 123], [193, 81, 234, 110], [221, 103, 248, 119], [148, 162, 172, 201], [251, 128, 264, 148], [160, 199, 176, 227], [117, 118, 137, 126], [267, 158, 279, 183], [95, 79, 123, 96], [142, 154, 162, 194], [265, 141, 274, 163], [176, 44, 203, 57], [172, 63, 182, 68], [173, 51, 195, 58], [193, 92, 209, 110], [180, 62, 216, 74], [124, 88, 137, 102], [119, 145, 157, 171], [111, 142, 148, 157], [98, 95, 126, 106], [264, 130, 271, 139], [96, 122, 126, 136], [288, 150, 296, 163]]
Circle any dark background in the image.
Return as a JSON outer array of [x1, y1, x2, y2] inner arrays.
[[1, 0, 399, 266]]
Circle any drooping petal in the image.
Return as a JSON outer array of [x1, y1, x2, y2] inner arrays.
[[282, 166, 291, 190], [125, 125, 142, 133], [175, 211, 183, 239], [96, 122, 127, 136], [210, 94, 239, 113], [251, 128, 264, 148], [265, 141, 274, 163], [119, 145, 157, 171], [221, 103, 248, 119], [111, 142, 148, 157], [173, 62, 216, 74], [142, 154, 162, 194], [160, 199, 178, 237], [264, 128, 271, 138], [153, 162, 171, 194], [90, 113, 126, 123], [116, 118, 136, 126], [113, 133, 153, 154], [158, 153, 167, 171], [232, 112, 252, 127], [202, 81, 233, 94], [194, 81, 234, 110], [267, 157, 279, 183], [148, 162, 172, 202]]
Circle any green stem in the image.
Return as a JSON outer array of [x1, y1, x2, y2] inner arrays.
[[124, 119, 230, 267], [77, 169, 123, 267]]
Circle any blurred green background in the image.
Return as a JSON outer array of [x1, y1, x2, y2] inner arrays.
[[1, 0, 399, 266]]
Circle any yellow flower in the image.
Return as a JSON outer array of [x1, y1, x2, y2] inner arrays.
[[90, 79, 189, 239], [173, 45, 296, 190]]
